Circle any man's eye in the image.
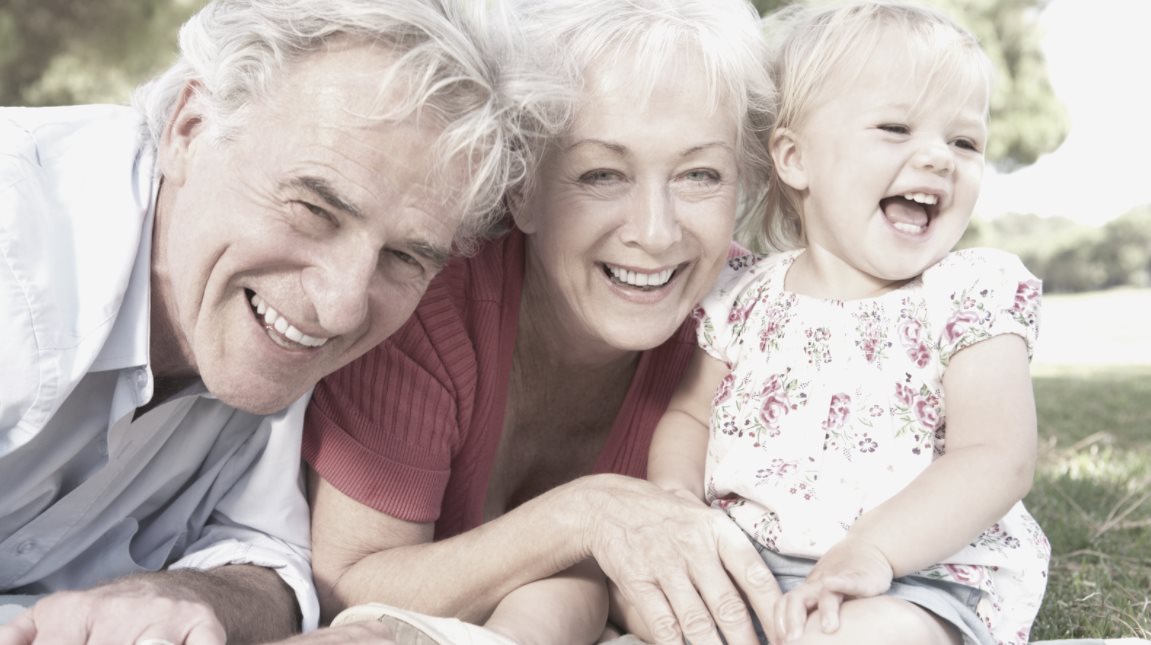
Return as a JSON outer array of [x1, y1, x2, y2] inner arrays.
[[294, 201, 335, 224], [878, 124, 911, 135], [391, 250, 419, 266]]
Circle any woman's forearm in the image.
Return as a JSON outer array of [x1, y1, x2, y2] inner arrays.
[[322, 476, 598, 623]]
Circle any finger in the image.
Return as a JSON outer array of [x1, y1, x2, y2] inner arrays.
[[623, 581, 682, 645], [817, 590, 843, 634], [0, 611, 36, 645], [659, 573, 721, 645], [715, 525, 780, 642], [778, 587, 816, 643], [688, 562, 759, 645]]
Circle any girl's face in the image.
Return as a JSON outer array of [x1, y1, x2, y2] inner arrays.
[[515, 58, 740, 357], [774, 36, 989, 299]]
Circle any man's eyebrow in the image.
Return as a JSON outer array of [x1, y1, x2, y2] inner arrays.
[[288, 176, 364, 220]]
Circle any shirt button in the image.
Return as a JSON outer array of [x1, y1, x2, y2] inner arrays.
[[135, 369, 148, 386], [16, 540, 38, 556]]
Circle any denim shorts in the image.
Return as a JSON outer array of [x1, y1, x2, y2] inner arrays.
[[750, 544, 995, 645]]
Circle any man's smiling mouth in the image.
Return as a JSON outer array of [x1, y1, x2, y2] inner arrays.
[[246, 289, 329, 348]]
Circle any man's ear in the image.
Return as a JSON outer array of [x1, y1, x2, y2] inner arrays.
[[158, 81, 210, 186], [770, 126, 808, 192]]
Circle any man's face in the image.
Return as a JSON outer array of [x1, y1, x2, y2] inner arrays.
[[153, 42, 461, 414]]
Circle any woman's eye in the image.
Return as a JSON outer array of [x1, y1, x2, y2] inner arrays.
[[579, 169, 624, 184], [878, 124, 911, 135], [682, 168, 721, 184]]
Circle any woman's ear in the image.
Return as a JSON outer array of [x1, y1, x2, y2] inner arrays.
[[158, 81, 210, 186], [770, 126, 809, 192], [506, 186, 536, 235]]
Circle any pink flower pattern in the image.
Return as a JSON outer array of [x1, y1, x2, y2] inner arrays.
[[696, 249, 1046, 644]]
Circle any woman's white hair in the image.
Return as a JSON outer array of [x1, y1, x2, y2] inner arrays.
[[133, 0, 570, 251], [507, 0, 777, 235]]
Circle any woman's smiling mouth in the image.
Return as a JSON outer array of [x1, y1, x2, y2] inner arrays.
[[601, 263, 680, 291]]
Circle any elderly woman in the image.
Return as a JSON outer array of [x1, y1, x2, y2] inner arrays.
[[302, 0, 777, 643]]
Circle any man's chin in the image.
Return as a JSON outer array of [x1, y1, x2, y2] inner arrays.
[[205, 373, 308, 415]]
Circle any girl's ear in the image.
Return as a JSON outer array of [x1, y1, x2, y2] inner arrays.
[[770, 126, 809, 192], [158, 81, 210, 186]]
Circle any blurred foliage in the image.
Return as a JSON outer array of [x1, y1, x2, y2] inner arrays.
[[0, 0, 203, 105], [961, 206, 1151, 293], [751, 0, 1069, 170], [3, 0, 1066, 170]]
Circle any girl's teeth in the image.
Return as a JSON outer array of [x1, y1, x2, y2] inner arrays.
[[247, 292, 329, 348], [892, 221, 926, 235], [903, 192, 938, 205]]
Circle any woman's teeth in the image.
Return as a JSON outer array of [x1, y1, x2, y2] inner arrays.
[[248, 292, 328, 348], [605, 265, 675, 289]]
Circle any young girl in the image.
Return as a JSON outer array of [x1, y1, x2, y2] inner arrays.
[[649, 3, 1049, 645]]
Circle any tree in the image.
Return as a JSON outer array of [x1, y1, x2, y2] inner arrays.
[[750, 0, 1068, 170]]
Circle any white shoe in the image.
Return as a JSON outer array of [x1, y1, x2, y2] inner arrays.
[[332, 603, 518, 645]]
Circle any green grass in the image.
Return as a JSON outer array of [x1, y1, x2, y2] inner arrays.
[[1025, 289, 1151, 640]]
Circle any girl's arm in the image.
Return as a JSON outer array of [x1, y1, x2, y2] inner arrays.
[[647, 348, 731, 499], [777, 334, 1038, 636], [483, 559, 609, 645]]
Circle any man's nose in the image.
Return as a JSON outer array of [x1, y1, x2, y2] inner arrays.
[[301, 239, 377, 336]]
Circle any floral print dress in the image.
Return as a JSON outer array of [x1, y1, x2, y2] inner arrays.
[[696, 248, 1050, 645]]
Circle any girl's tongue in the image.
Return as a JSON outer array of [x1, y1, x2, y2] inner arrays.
[[880, 196, 929, 233]]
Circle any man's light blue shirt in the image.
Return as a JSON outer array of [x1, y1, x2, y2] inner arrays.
[[0, 105, 318, 629]]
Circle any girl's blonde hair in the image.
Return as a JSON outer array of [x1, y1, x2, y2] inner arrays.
[[746, 1, 993, 253]]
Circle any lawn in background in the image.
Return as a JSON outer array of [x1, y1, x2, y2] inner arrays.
[[1026, 288, 1151, 640]]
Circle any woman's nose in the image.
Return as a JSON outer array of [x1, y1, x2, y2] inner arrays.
[[622, 184, 681, 252]]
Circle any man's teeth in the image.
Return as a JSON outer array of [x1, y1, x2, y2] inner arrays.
[[606, 265, 674, 288], [902, 192, 938, 205], [248, 293, 328, 348]]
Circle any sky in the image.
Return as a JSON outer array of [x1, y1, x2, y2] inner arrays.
[[976, 0, 1151, 226]]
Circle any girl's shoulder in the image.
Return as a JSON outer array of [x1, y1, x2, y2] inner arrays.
[[922, 247, 1038, 290]]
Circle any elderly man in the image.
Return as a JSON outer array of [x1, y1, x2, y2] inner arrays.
[[0, 0, 557, 642]]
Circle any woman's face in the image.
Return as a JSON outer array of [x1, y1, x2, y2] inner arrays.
[[516, 60, 740, 356]]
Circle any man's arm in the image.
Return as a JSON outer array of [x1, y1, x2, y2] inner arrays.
[[0, 565, 296, 645]]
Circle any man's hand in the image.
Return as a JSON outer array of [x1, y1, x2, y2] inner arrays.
[[773, 538, 894, 642], [0, 577, 225, 645], [581, 475, 782, 645]]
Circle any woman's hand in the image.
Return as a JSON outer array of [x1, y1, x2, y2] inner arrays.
[[578, 474, 781, 645], [773, 538, 894, 641]]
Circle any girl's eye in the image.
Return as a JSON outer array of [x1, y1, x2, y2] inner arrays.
[[952, 137, 982, 153], [878, 123, 911, 135]]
